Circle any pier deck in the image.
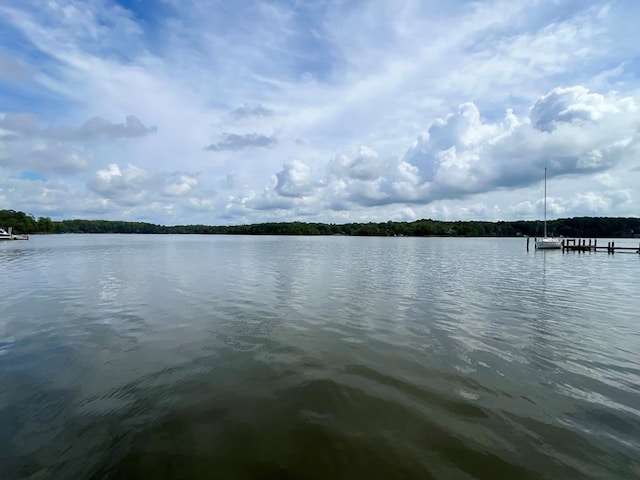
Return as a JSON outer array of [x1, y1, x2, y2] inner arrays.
[[527, 237, 640, 254], [561, 238, 640, 254]]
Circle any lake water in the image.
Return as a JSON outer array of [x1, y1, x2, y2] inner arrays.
[[1, 234, 639, 479]]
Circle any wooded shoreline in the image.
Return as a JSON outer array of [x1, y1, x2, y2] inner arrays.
[[2, 209, 639, 238]]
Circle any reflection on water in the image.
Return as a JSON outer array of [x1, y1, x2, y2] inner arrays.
[[1, 235, 639, 479]]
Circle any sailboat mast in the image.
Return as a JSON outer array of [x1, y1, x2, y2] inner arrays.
[[544, 167, 547, 237]]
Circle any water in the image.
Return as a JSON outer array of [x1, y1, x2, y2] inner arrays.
[[1, 235, 639, 479]]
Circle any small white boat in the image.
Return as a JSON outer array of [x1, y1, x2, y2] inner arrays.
[[536, 236, 562, 249], [0, 227, 29, 241], [535, 168, 561, 250]]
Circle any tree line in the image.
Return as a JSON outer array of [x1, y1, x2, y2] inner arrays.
[[2, 209, 639, 238]]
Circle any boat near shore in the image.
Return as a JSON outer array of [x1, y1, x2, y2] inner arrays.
[[0, 227, 29, 240]]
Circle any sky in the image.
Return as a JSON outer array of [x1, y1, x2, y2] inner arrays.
[[0, 0, 639, 226]]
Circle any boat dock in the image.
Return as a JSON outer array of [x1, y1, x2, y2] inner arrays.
[[527, 237, 640, 254], [561, 238, 640, 254]]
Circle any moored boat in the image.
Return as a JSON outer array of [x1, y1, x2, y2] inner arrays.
[[535, 168, 561, 250], [0, 227, 29, 240]]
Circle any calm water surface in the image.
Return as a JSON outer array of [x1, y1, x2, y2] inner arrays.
[[1, 235, 639, 479]]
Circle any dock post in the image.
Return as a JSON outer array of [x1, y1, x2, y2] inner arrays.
[[594, 239, 597, 251], [526, 237, 529, 252], [612, 241, 615, 254]]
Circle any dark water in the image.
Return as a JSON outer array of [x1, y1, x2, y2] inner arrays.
[[1, 235, 639, 479]]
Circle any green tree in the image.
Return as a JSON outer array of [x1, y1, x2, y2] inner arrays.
[[37, 216, 54, 233]]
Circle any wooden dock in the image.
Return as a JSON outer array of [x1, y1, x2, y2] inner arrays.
[[526, 236, 640, 254], [561, 238, 640, 254]]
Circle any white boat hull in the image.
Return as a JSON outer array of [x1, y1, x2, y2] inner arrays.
[[536, 238, 562, 249], [0, 227, 28, 240]]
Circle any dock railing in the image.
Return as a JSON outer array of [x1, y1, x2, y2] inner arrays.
[[560, 238, 640, 254]]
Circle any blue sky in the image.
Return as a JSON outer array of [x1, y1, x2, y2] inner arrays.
[[1, 0, 639, 225]]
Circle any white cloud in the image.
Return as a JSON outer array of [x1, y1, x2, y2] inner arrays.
[[402, 86, 639, 199], [0, 175, 72, 213], [326, 148, 422, 207], [221, 85, 639, 222], [275, 160, 314, 198], [186, 196, 216, 211], [88, 163, 147, 205], [530, 86, 624, 132], [164, 175, 198, 197], [0, 112, 155, 180]]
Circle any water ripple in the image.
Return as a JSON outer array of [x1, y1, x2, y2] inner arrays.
[[1, 235, 639, 479]]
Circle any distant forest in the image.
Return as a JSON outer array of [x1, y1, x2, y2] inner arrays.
[[2, 209, 640, 238]]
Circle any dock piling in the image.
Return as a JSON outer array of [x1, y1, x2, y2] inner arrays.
[[559, 238, 637, 254]]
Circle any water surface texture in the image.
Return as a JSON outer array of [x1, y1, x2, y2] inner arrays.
[[1, 235, 639, 479]]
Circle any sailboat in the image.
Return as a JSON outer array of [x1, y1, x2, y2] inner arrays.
[[535, 168, 562, 249]]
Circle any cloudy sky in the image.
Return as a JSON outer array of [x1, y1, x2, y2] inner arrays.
[[1, 0, 639, 225]]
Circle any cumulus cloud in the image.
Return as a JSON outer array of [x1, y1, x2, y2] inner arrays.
[[222, 163, 317, 217], [223, 86, 639, 219], [275, 160, 314, 197], [205, 133, 277, 151], [402, 86, 639, 200], [554, 189, 633, 216], [88, 163, 148, 205], [0, 114, 156, 141], [530, 86, 623, 132], [326, 147, 422, 207], [329, 146, 387, 181], [85, 164, 218, 214], [163, 174, 198, 197]]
